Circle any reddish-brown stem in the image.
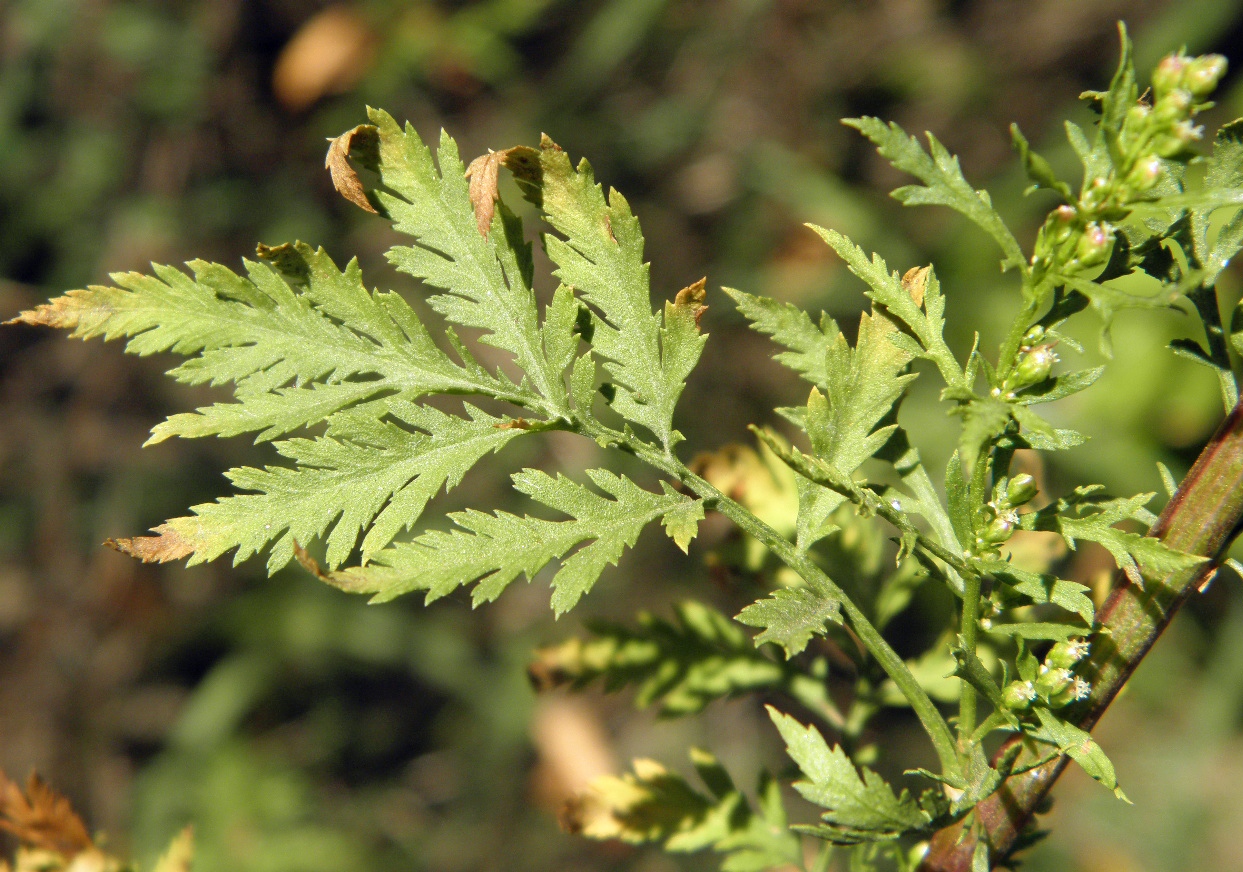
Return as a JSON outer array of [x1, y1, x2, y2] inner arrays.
[[919, 397, 1243, 871]]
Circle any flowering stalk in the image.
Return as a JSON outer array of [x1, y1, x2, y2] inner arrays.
[[919, 394, 1243, 871]]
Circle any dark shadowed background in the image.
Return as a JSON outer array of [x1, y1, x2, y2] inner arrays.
[[4, 2, 1243, 870]]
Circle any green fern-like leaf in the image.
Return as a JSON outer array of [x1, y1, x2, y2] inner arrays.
[[364, 110, 570, 415], [1022, 486, 1206, 586], [843, 117, 1026, 272], [16, 242, 545, 571], [15, 117, 708, 615], [538, 138, 708, 449], [735, 587, 842, 658], [767, 707, 931, 844], [572, 749, 802, 871], [330, 469, 699, 615]]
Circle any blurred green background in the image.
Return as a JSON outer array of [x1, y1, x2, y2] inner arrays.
[[4, 1, 1243, 870]]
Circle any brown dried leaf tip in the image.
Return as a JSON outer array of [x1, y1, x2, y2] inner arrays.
[[3, 291, 93, 330], [901, 265, 930, 307], [0, 770, 94, 858], [291, 541, 381, 595], [465, 145, 541, 237], [255, 242, 311, 283], [106, 523, 196, 564], [674, 277, 708, 327], [325, 124, 380, 213]]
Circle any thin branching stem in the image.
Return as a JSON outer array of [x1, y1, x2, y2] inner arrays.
[[676, 466, 964, 779]]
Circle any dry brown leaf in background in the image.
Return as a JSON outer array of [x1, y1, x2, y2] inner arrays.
[[324, 125, 380, 214], [0, 771, 93, 858], [528, 698, 616, 812], [272, 6, 375, 112]]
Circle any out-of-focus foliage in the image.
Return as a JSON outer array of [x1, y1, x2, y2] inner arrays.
[[3, 2, 1243, 872]]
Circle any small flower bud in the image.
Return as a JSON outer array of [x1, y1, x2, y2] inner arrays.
[[1125, 155, 1163, 192], [1011, 345, 1058, 388], [1184, 54, 1227, 98], [1049, 677, 1091, 708], [1035, 666, 1074, 699], [1081, 178, 1111, 212], [1154, 88, 1194, 123], [1073, 222, 1114, 269], [981, 508, 1019, 545], [1155, 120, 1205, 158], [1152, 53, 1189, 96], [1001, 680, 1037, 711], [1175, 119, 1204, 144], [1124, 103, 1152, 134], [1047, 638, 1090, 668], [1022, 324, 1047, 347], [1045, 205, 1077, 247], [1006, 473, 1038, 506]]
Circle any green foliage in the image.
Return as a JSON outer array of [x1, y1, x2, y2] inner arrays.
[[570, 749, 803, 871], [16, 112, 710, 616], [529, 600, 798, 716], [766, 707, 935, 845], [10, 22, 1243, 872], [841, 118, 1026, 273], [736, 586, 842, 657]]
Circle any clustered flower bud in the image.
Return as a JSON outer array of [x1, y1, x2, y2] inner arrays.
[[1151, 53, 1189, 95], [980, 509, 1019, 546], [1035, 666, 1074, 698], [1049, 677, 1092, 708], [1001, 679, 1037, 711], [1124, 155, 1163, 192], [1070, 222, 1115, 271], [1046, 638, 1090, 668], [1005, 473, 1039, 507], [1121, 51, 1223, 166], [1010, 344, 1058, 390], [1153, 51, 1227, 100], [1006, 637, 1094, 711], [1020, 325, 1045, 349], [1186, 54, 1228, 98]]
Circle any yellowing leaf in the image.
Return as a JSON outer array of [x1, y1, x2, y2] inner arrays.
[[150, 827, 194, 872]]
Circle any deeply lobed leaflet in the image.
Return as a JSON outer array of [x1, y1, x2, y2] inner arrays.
[[8, 24, 1241, 872]]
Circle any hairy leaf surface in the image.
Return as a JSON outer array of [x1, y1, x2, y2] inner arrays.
[[736, 587, 843, 657]]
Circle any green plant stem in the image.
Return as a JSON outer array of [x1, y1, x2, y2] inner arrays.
[[576, 411, 963, 775], [1187, 283, 1239, 410], [957, 569, 983, 742], [918, 395, 1243, 871], [752, 428, 974, 576]]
